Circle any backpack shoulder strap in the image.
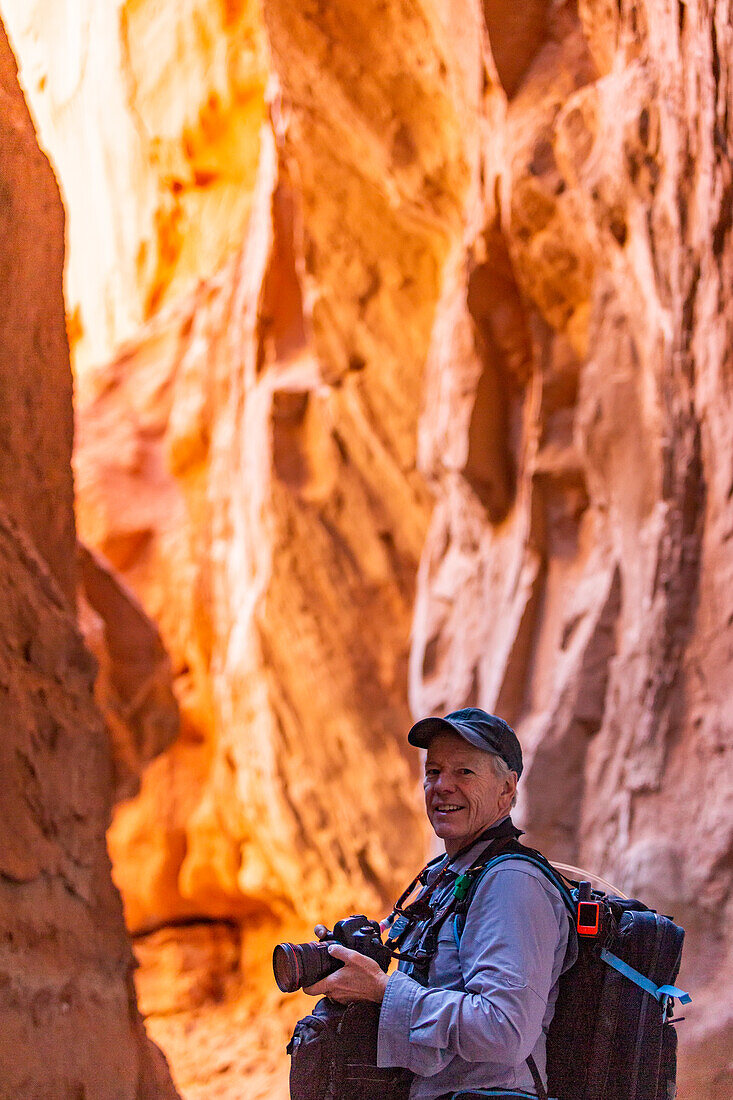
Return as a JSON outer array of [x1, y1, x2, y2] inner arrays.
[[453, 844, 576, 942]]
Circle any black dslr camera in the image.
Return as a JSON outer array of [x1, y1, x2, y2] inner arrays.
[[273, 914, 392, 993]]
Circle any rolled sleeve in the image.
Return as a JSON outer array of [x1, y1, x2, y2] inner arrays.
[[377, 865, 567, 1074]]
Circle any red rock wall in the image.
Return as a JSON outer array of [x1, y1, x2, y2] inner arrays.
[[0, 0, 269, 376], [0, 19, 75, 604], [0, 513, 178, 1099], [10, 0, 731, 1096], [407, 2, 733, 1089], [0, 21, 178, 1099]]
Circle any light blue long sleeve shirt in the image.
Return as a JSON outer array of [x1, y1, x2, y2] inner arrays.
[[377, 837, 577, 1099]]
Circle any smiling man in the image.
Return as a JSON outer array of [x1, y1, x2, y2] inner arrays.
[[421, 721, 519, 855], [304, 708, 577, 1100]]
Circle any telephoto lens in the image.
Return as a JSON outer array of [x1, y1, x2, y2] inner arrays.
[[272, 940, 342, 994]]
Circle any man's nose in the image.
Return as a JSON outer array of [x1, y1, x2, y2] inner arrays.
[[434, 771, 455, 794]]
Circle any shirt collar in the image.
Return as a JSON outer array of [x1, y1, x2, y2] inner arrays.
[[424, 818, 510, 875], [442, 815, 515, 874]]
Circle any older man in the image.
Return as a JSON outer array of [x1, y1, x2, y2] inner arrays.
[[305, 708, 577, 1100]]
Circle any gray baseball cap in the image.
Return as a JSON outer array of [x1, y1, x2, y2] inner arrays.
[[408, 707, 523, 777]]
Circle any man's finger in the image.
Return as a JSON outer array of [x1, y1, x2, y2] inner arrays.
[[302, 979, 328, 996], [326, 943, 357, 962]]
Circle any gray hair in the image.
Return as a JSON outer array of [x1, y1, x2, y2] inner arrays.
[[488, 752, 518, 808]]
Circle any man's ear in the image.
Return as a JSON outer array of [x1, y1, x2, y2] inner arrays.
[[500, 771, 518, 809]]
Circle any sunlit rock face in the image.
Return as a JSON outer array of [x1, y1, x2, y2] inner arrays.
[[73, 113, 442, 1095], [409, 0, 733, 1092], [0, 0, 268, 374], [4, 0, 732, 1097], [74, 117, 444, 934], [0, 22, 178, 1098]]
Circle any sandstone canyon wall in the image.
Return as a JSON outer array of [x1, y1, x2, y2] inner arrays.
[[0, 21, 179, 1099], [1, 1, 731, 1098], [405, 1, 733, 1091], [0, 0, 268, 376]]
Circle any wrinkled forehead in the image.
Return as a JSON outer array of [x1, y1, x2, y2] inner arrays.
[[424, 728, 490, 766]]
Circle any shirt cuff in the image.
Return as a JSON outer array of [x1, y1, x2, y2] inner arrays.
[[377, 970, 420, 1068]]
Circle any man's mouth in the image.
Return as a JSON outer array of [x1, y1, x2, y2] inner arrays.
[[434, 804, 464, 814]]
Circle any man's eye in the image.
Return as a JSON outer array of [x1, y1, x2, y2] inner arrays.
[[425, 769, 438, 778], [459, 768, 474, 775]]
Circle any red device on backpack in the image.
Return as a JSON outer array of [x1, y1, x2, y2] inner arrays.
[[576, 881, 602, 936]]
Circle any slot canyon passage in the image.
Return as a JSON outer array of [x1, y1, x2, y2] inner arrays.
[[0, 0, 731, 1095]]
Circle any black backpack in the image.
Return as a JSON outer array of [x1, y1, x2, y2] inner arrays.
[[453, 849, 691, 1100], [547, 891, 688, 1100]]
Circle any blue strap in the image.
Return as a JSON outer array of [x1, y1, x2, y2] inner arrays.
[[451, 1091, 544, 1098], [600, 948, 691, 1005], [470, 853, 576, 916], [453, 853, 576, 948]]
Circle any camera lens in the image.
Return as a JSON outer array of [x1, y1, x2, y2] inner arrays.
[[272, 941, 342, 992], [273, 943, 303, 992]]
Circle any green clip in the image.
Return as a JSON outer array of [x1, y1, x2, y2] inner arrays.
[[453, 874, 472, 902]]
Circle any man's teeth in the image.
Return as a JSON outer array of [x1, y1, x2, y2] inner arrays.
[[437, 805, 462, 812]]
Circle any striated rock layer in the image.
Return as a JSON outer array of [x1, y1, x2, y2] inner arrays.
[[6, 0, 732, 1097], [0, 21, 179, 1099], [0, 511, 178, 1100]]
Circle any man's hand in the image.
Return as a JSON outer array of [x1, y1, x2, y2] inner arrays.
[[303, 944, 389, 1004]]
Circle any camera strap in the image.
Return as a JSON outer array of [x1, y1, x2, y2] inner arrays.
[[384, 820, 524, 979]]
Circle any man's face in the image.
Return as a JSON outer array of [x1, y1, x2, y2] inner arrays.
[[423, 730, 517, 856]]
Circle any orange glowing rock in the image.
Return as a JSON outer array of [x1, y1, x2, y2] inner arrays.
[[0, 20, 178, 1097], [2, 0, 268, 375], [3, 0, 733, 1096]]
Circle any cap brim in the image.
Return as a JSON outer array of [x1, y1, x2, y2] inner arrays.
[[408, 716, 489, 752]]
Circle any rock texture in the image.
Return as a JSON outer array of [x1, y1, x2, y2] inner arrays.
[[5, 1, 733, 1098], [78, 543, 180, 804], [0, 0, 268, 374], [0, 17, 75, 604], [75, 121, 433, 936], [408, 3, 733, 1091], [0, 512, 178, 1100], [73, 116, 436, 1096], [0, 21, 178, 1099]]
